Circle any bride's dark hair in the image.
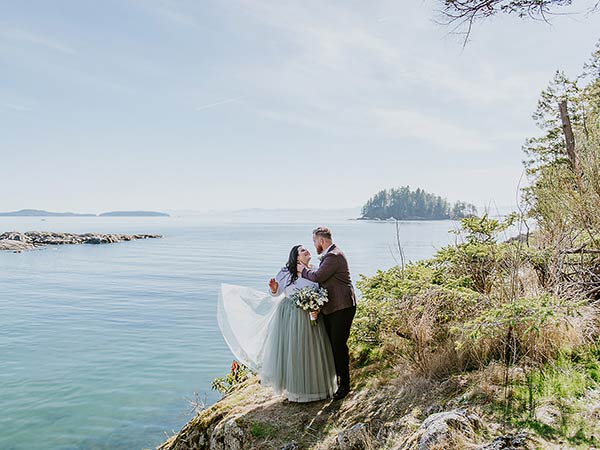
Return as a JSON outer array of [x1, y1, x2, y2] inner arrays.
[[285, 245, 302, 286]]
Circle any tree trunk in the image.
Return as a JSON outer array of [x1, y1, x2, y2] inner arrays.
[[558, 100, 578, 170]]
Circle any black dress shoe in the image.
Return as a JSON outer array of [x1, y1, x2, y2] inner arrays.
[[333, 386, 350, 400]]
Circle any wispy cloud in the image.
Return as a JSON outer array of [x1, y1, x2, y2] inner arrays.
[[148, 4, 201, 28], [372, 107, 492, 151], [253, 102, 491, 152], [195, 96, 244, 111], [0, 27, 77, 55], [135, 0, 204, 29], [228, 0, 538, 151], [2, 0, 591, 210], [0, 102, 30, 112]]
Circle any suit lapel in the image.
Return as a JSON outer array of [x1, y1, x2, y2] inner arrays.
[[318, 244, 336, 267]]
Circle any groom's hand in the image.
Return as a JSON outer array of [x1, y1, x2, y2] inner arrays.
[[296, 263, 306, 276]]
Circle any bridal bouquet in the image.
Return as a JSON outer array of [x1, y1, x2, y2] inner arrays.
[[290, 286, 329, 326]]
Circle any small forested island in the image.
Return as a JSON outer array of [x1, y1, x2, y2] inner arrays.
[[360, 186, 477, 220]]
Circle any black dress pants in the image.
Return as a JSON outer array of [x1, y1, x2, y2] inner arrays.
[[323, 306, 356, 389]]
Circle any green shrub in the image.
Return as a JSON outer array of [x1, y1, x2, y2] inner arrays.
[[211, 360, 251, 395], [350, 214, 592, 377], [455, 294, 585, 365]]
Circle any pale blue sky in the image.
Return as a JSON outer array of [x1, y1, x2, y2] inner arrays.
[[1, 0, 599, 213]]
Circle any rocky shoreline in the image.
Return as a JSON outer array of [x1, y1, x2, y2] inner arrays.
[[156, 375, 534, 450], [0, 231, 162, 252]]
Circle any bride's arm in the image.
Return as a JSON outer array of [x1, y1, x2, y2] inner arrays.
[[269, 268, 288, 296]]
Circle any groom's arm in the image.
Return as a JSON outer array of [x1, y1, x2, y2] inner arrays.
[[301, 255, 338, 283]]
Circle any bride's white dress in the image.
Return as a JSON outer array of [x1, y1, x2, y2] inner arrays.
[[217, 268, 337, 402]]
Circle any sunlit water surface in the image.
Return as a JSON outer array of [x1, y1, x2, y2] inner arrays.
[[0, 215, 461, 449]]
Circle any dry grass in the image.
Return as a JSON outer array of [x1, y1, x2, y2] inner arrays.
[[158, 349, 600, 450]]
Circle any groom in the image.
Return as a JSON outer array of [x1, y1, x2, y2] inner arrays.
[[298, 226, 356, 400]]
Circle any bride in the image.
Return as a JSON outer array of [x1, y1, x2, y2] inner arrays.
[[218, 244, 337, 402]]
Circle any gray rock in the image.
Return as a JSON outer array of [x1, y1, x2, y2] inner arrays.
[[338, 423, 371, 450], [535, 404, 561, 428], [0, 231, 31, 242], [376, 413, 421, 444], [210, 417, 244, 450], [417, 409, 479, 450], [422, 404, 443, 418], [280, 442, 299, 450], [0, 239, 37, 252], [0, 231, 162, 251], [222, 418, 244, 450], [479, 432, 528, 449], [85, 236, 110, 244]]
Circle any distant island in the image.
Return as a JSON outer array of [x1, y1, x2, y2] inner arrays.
[[0, 209, 170, 217], [99, 211, 170, 217], [0, 209, 96, 217], [360, 186, 477, 220]]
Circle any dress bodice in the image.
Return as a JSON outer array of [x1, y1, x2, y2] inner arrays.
[[272, 267, 319, 297]]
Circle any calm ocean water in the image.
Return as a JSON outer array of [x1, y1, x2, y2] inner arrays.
[[0, 215, 460, 450]]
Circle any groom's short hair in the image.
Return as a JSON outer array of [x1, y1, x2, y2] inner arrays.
[[313, 226, 332, 240]]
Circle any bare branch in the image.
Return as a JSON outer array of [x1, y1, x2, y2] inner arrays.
[[437, 0, 590, 41]]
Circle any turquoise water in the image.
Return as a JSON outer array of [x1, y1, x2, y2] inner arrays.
[[0, 216, 459, 450]]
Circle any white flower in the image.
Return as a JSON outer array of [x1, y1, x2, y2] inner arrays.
[[290, 286, 329, 313]]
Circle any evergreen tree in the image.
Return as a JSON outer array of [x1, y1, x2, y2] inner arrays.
[[361, 186, 477, 220]]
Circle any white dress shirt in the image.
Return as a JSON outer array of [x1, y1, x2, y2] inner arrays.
[[321, 244, 335, 259]]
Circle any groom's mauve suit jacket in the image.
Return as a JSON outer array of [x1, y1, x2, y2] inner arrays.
[[302, 244, 356, 315]]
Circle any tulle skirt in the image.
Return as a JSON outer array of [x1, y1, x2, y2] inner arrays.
[[217, 284, 337, 402], [261, 296, 337, 402]]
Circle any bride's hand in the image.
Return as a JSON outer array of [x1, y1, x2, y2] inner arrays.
[[269, 278, 279, 294]]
